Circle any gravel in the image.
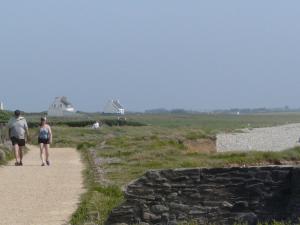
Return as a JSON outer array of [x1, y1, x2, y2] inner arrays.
[[216, 123, 300, 152]]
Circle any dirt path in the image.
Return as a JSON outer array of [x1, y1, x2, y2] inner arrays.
[[0, 145, 84, 225]]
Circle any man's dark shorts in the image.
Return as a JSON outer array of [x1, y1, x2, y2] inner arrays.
[[11, 137, 26, 147]]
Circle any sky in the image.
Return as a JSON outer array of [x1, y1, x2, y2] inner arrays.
[[1, 1, 300, 112]]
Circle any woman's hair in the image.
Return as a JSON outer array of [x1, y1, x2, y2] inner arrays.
[[40, 117, 47, 126]]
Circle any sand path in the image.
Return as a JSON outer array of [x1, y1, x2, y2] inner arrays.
[[0, 145, 84, 225]]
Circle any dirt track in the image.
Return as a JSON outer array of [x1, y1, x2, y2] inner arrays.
[[0, 145, 84, 225]]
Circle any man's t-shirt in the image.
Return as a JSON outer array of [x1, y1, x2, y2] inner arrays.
[[8, 117, 28, 139]]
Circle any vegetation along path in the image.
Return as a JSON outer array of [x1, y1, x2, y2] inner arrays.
[[0, 145, 84, 225]]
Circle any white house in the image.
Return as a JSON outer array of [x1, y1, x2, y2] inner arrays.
[[48, 96, 76, 117], [103, 100, 125, 115], [0, 101, 3, 111]]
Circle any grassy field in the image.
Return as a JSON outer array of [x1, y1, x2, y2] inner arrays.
[[125, 113, 300, 129], [24, 113, 300, 224]]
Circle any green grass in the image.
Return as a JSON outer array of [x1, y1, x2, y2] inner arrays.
[[25, 113, 300, 225], [70, 185, 123, 225], [0, 125, 13, 164], [0, 145, 14, 165], [69, 143, 124, 225], [126, 113, 300, 130]]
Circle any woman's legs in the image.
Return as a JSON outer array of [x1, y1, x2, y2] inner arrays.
[[40, 143, 45, 164], [45, 144, 50, 165]]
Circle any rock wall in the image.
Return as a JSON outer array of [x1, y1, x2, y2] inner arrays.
[[107, 166, 300, 225]]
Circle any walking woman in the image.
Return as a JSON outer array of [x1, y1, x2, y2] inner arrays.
[[38, 117, 52, 166]]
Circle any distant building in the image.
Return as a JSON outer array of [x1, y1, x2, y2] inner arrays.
[[92, 121, 100, 129], [103, 100, 125, 115], [48, 96, 76, 117], [0, 101, 3, 111]]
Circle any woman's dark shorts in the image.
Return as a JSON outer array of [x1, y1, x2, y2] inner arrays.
[[38, 138, 50, 144], [11, 137, 26, 147]]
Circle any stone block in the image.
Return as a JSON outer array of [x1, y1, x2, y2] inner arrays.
[[151, 205, 169, 214]]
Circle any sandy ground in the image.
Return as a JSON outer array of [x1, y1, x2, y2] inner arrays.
[[0, 145, 84, 225]]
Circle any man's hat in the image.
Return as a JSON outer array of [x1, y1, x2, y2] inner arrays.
[[14, 110, 21, 116]]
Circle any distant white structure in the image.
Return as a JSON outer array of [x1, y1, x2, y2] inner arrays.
[[103, 100, 125, 115], [92, 121, 100, 129], [48, 96, 76, 117], [0, 101, 3, 111]]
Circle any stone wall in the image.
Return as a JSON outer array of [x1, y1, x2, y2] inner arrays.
[[106, 166, 300, 225]]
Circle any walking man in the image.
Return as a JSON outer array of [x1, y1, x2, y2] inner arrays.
[[8, 110, 29, 166]]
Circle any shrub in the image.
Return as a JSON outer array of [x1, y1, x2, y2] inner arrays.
[[27, 119, 146, 128], [0, 111, 11, 123]]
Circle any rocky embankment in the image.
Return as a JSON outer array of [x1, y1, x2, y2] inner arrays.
[[217, 123, 300, 152], [107, 166, 300, 225]]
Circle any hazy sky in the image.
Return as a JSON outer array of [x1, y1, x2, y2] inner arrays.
[[1, 1, 300, 112]]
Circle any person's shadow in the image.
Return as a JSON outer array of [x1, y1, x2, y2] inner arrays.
[[3, 164, 41, 167]]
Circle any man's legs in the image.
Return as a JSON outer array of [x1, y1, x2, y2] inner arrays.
[[14, 144, 20, 165], [19, 146, 23, 165]]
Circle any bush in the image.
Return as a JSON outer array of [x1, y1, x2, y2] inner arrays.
[[27, 119, 146, 128], [0, 111, 11, 123], [0, 149, 6, 162], [0, 145, 13, 164]]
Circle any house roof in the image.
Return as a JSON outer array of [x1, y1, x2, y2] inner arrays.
[[112, 100, 123, 109], [59, 96, 73, 107]]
